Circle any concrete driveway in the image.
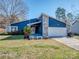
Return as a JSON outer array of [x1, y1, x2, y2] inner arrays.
[[54, 37, 79, 50]]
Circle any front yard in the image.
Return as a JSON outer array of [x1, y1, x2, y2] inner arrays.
[[0, 35, 79, 59]]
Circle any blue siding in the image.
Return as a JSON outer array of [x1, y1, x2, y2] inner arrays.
[[49, 17, 66, 27], [11, 20, 29, 31], [11, 18, 40, 31]]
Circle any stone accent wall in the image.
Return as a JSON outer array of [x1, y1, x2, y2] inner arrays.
[[42, 14, 49, 38]]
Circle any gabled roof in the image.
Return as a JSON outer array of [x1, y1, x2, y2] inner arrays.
[[40, 13, 66, 27], [11, 18, 40, 26], [11, 13, 66, 26], [40, 13, 66, 24], [11, 13, 66, 29]]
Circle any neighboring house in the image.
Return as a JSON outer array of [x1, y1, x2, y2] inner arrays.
[[5, 14, 67, 38], [71, 20, 79, 34]]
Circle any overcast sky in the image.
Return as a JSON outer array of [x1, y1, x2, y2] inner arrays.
[[24, 0, 79, 19]]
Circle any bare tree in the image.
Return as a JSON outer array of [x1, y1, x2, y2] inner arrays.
[[56, 7, 66, 23], [0, 0, 28, 26]]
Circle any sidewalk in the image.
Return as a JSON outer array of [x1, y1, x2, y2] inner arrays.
[[0, 35, 10, 40], [54, 37, 79, 50]]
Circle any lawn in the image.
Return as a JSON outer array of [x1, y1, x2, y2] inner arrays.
[[0, 35, 79, 59]]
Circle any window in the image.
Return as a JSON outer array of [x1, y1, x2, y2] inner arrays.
[[11, 26, 18, 32]]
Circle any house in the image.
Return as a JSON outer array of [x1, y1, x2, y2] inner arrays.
[[0, 28, 5, 33], [5, 14, 67, 38], [71, 20, 79, 35]]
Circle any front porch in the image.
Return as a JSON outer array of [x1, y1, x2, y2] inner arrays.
[[28, 21, 43, 39]]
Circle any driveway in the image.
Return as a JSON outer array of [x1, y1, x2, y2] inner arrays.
[[54, 37, 79, 50]]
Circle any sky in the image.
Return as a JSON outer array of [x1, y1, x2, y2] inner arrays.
[[23, 0, 79, 19]]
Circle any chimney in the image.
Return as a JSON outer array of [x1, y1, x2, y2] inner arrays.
[[41, 13, 49, 38]]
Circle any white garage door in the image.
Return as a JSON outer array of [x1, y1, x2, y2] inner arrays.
[[48, 27, 67, 37]]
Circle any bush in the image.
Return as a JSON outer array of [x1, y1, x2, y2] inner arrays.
[[24, 26, 31, 34], [7, 30, 24, 35], [67, 32, 73, 37]]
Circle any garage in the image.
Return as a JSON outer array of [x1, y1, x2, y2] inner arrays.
[[48, 27, 67, 37], [47, 16, 67, 37]]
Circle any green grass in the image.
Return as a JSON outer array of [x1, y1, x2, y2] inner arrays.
[[0, 35, 79, 59], [0, 40, 79, 59], [32, 43, 59, 49]]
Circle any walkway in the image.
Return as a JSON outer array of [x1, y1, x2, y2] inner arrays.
[[0, 35, 10, 40], [54, 37, 79, 50]]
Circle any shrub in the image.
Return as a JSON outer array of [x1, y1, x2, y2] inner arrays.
[[24, 26, 31, 35]]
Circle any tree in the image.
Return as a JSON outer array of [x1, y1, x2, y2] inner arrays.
[[56, 7, 66, 23], [24, 26, 31, 34], [66, 13, 77, 34], [66, 13, 73, 33], [55, 7, 75, 34], [0, 0, 28, 26], [66, 13, 74, 26], [24, 26, 31, 40], [67, 13, 74, 21], [75, 14, 79, 21]]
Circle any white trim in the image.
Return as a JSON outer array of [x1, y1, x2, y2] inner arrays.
[[27, 21, 41, 26]]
